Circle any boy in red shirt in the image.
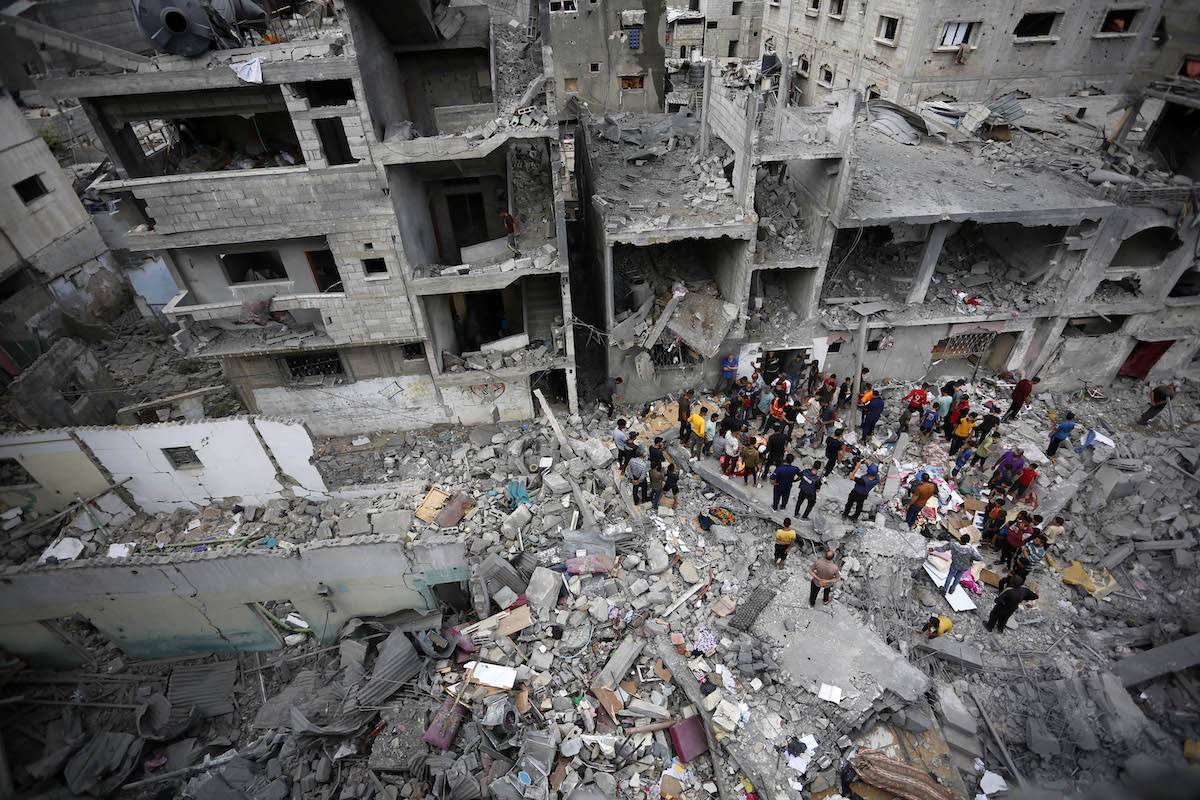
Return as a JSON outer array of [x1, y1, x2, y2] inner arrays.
[[1010, 465, 1038, 501]]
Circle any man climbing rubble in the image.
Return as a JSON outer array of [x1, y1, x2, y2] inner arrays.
[[985, 574, 1039, 633], [1138, 382, 1177, 426], [1004, 375, 1040, 420], [905, 473, 936, 528]]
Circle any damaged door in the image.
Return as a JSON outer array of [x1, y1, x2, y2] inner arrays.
[[1118, 339, 1174, 380]]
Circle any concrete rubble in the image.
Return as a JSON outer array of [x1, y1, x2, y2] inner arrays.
[[2, 373, 1197, 799]]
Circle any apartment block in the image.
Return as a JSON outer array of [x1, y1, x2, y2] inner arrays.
[[763, 0, 1167, 107], [17, 0, 578, 436]]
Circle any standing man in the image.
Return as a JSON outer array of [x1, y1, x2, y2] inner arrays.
[[905, 473, 936, 528], [782, 401, 801, 439], [648, 436, 666, 472], [1046, 412, 1076, 461], [1004, 376, 1040, 421], [794, 460, 823, 520], [771, 453, 802, 512], [856, 382, 875, 427], [739, 435, 761, 487], [1138, 383, 1176, 426], [930, 534, 982, 595], [842, 463, 881, 521], [816, 401, 838, 449], [627, 451, 649, 505], [973, 403, 1001, 443], [599, 376, 623, 419], [861, 391, 885, 440], [704, 412, 720, 456], [774, 518, 797, 568], [721, 429, 741, 476], [900, 383, 930, 428], [719, 352, 739, 394], [760, 350, 783, 384], [612, 419, 633, 470], [948, 412, 979, 456], [990, 448, 1025, 491], [763, 427, 789, 481], [836, 377, 853, 410], [688, 405, 709, 459], [984, 575, 1039, 633], [678, 390, 695, 445], [648, 463, 665, 511], [935, 387, 953, 432], [809, 549, 841, 606], [823, 427, 845, 477]]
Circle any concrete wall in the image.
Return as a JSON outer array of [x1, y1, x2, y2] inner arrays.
[[764, 0, 1165, 106], [701, 0, 766, 59], [0, 429, 110, 515], [71, 417, 328, 512], [171, 238, 325, 305], [6, 338, 126, 428], [822, 321, 947, 381], [548, 0, 668, 113], [0, 536, 463, 665], [1133, 0, 1197, 86]]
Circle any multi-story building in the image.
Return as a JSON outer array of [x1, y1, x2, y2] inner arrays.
[[13, 0, 578, 435], [763, 0, 1167, 107], [547, 0, 668, 114]]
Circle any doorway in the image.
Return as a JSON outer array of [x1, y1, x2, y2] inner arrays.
[[1118, 340, 1174, 380], [305, 249, 343, 293], [446, 192, 489, 249]]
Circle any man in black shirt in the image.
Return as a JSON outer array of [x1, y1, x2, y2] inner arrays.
[[1138, 383, 1176, 426], [762, 428, 789, 480], [985, 575, 1039, 633], [823, 428, 844, 476]]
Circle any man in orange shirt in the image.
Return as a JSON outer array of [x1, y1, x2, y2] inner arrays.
[[905, 473, 936, 528]]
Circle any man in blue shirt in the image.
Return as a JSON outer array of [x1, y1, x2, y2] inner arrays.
[[842, 463, 881, 521], [719, 353, 739, 394], [771, 453, 802, 512], [794, 460, 824, 520], [1046, 411, 1076, 461]]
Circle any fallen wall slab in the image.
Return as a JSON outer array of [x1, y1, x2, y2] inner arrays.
[[1114, 632, 1200, 687]]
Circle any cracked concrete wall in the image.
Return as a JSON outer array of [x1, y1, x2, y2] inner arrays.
[[0, 538, 445, 666], [0, 429, 109, 515]]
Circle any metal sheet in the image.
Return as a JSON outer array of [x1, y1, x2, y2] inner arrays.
[[167, 659, 238, 719]]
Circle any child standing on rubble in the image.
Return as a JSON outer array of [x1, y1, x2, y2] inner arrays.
[[918, 404, 939, 443], [774, 518, 798, 568], [739, 435, 762, 487]]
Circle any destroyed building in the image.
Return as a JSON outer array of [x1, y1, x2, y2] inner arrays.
[[763, 0, 1170, 107], [7, 0, 578, 437]]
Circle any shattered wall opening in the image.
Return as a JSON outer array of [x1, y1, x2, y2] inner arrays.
[[822, 225, 921, 304], [747, 267, 819, 343], [424, 275, 564, 375], [1168, 267, 1200, 298], [1091, 275, 1143, 302], [1109, 225, 1182, 268], [1063, 315, 1130, 337], [612, 237, 744, 357], [753, 163, 820, 265], [91, 87, 302, 178], [1147, 101, 1200, 180]]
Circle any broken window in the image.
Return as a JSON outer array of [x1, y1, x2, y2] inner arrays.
[[828, 0, 845, 16], [1169, 268, 1200, 298], [798, 56, 810, 76], [314, 117, 358, 166], [362, 257, 389, 276], [0, 457, 38, 487], [727, 40, 739, 58], [620, 75, 645, 91], [305, 249, 343, 293], [220, 251, 288, 284], [1063, 315, 1129, 337], [1093, 276, 1141, 299], [732, 2, 743, 15], [876, 15, 900, 44], [1100, 9, 1138, 34], [13, 174, 48, 204], [827, 341, 843, 353], [564, 77, 579, 93], [548, 0, 577, 12], [283, 351, 346, 381], [301, 79, 355, 107], [807, 0, 820, 12], [1013, 12, 1059, 38], [590, 63, 601, 73], [162, 446, 203, 470], [818, 65, 834, 86], [940, 21, 977, 48], [401, 342, 425, 360]]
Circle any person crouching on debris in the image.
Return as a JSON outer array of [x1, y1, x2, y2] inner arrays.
[[921, 614, 953, 639], [918, 403, 939, 442], [774, 518, 797, 568], [809, 549, 841, 606], [1009, 463, 1038, 502], [842, 463, 881, 521], [985, 574, 1039, 633]]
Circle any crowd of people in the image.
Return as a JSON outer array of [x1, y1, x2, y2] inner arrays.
[[603, 351, 1178, 636]]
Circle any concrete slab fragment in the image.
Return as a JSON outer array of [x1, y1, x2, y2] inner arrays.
[[1114, 632, 1200, 687]]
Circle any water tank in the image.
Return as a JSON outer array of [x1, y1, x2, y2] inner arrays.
[[133, 0, 266, 56]]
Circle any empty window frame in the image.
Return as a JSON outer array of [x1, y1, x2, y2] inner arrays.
[[818, 64, 834, 87], [1100, 9, 1138, 34], [828, 0, 845, 17], [876, 15, 900, 45], [302, 79, 355, 107], [798, 55, 810, 75], [807, 0, 820, 13], [548, 0, 577, 12], [13, 174, 48, 204], [732, 1, 743, 14], [827, 340, 843, 353], [220, 250, 288, 283], [283, 351, 346, 380], [727, 40, 739, 58], [706, 20, 718, 29], [590, 62, 601, 72], [564, 77, 579, 93], [401, 342, 425, 360], [1013, 12, 1060, 39], [940, 21, 978, 48], [620, 75, 645, 90], [162, 446, 203, 470], [0, 457, 38, 487], [362, 257, 388, 276], [313, 117, 358, 166]]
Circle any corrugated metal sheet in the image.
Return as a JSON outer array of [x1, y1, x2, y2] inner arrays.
[[167, 659, 238, 719], [356, 629, 422, 708]]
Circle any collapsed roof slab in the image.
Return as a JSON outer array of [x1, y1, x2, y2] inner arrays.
[[842, 130, 1114, 227], [603, 220, 757, 247]]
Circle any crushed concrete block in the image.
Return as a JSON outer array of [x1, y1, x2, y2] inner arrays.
[[543, 473, 571, 495], [594, 637, 646, 690], [936, 685, 977, 736], [1027, 718, 1061, 755], [337, 512, 372, 537], [370, 510, 412, 536], [478, 554, 526, 595], [623, 699, 671, 720], [493, 586, 519, 609], [645, 540, 669, 574], [525, 567, 561, 615]]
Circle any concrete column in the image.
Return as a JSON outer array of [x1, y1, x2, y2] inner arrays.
[[698, 61, 713, 156], [905, 221, 953, 305], [1004, 326, 1039, 373], [849, 310, 870, 414]]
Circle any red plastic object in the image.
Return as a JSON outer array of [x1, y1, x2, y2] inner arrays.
[[669, 715, 709, 763]]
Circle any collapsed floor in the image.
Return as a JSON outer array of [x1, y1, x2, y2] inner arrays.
[[1, 375, 1198, 799]]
